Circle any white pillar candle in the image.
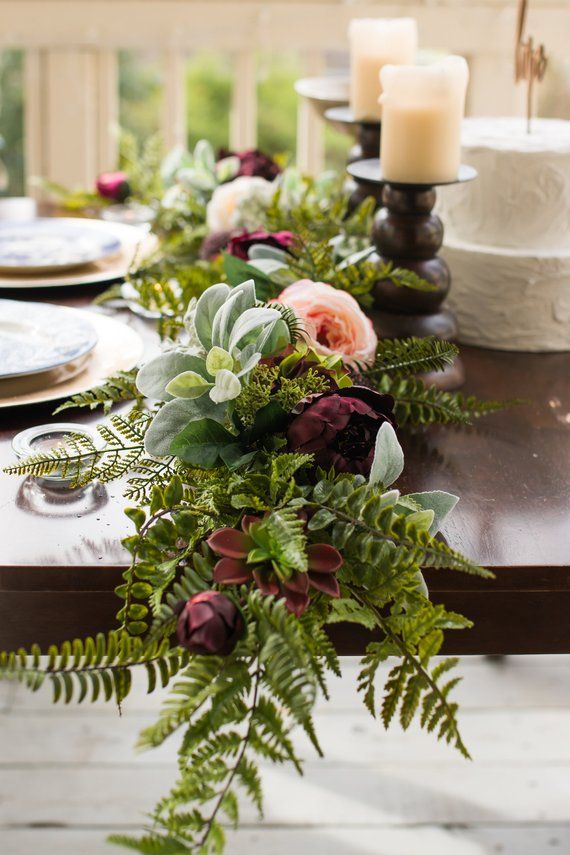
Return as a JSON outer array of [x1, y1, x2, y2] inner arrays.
[[349, 18, 417, 122], [379, 56, 469, 184]]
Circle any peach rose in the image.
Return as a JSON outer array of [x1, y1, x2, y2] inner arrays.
[[276, 280, 377, 367]]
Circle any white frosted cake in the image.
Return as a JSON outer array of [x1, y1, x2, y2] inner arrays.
[[437, 117, 570, 351]]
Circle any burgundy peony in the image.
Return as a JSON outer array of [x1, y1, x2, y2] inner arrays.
[[218, 148, 281, 181], [227, 230, 295, 261], [96, 171, 131, 202], [287, 386, 396, 476], [175, 591, 245, 656], [207, 515, 342, 617]]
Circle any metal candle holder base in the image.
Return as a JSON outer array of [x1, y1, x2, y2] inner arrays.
[[346, 159, 478, 390], [324, 107, 383, 211]]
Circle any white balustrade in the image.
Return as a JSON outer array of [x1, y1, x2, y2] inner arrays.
[[1, 0, 567, 189]]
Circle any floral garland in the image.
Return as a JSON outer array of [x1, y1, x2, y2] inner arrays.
[[2, 141, 504, 854]]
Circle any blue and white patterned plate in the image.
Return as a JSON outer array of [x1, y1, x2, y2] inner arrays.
[[0, 219, 122, 273], [0, 299, 98, 379]]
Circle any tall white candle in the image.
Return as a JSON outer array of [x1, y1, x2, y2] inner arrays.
[[349, 18, 417, 122], [379, 56, 469, 184]]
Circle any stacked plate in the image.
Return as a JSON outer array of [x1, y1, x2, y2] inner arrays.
[[0, 299, 144, 409], [0, 217, 157, 290]]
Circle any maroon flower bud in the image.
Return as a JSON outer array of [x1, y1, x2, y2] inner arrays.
[[199, 230, 232, 260], [96, 171, 131, 203], [176, 591, 244, 656], [227, 230, 295, 261], [218, 148, 281, 181], [287, 386, 396, 476]]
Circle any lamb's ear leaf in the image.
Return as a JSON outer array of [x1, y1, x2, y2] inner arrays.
[[144, 398, 226, 457], [248, 244, 289, 263], [369, 422, 404, 488], [216, 154, 240, 183], [228, 307, 281, 353], [236, 351, 262, 378], [254, 318, 291, 357], [194, 283, 231, 349], [211, 280, 256, 349], [194, 138, 216, 173], [136, 352, 209, 401], [404, 490, 459, 535], [206, 346, 233, 375], [209, 369, 241, 404], [165, 371, 211, 399]]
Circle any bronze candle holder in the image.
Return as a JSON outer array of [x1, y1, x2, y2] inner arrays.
[[324, 107, 383, 211], [347, 159, 477, 390]]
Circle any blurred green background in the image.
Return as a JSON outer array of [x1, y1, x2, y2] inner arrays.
[[0, 49, 348, 195]]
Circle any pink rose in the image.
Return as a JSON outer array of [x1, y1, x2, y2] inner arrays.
[[276, 280, 378, 367]]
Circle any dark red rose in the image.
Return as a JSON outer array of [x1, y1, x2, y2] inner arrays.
[[96, 171, 131, 202], [287, 386, 396, 476], [176, 591, 244, 655], [207, 515, 342, 617], [199, 230, 232, 260], [218, 148, 281, 181], [227, 230, 295, 261]]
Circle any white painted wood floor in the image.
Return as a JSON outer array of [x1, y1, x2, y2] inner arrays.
[[1, 655, 570, 855]]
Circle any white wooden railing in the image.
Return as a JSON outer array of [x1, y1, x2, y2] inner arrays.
[[1, 0, 568, 189]]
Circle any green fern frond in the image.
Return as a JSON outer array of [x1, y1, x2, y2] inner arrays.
[[3, 411, 151, 487], [108, 833, 188, 853], [373, 374, 510, 426], [53, 368, 142, 415], [363, 337, 459, 377], [378, 260, 437, 292], [0, 631, 189, 705], [309, 477, 491, 578]]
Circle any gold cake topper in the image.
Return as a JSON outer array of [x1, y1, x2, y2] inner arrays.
[[515, 0, 548, 133]]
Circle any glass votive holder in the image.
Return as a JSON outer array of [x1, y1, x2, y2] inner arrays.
[[11, 423, 100, 490], [101, 201, 156, 228]]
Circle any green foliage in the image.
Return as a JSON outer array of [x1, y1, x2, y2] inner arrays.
[[114, 591, 333, 853], [232, 364, 278, 427], [3, 411, 152, 487], [308, 476, 491, 579], [376, 261, 438, 293], [364, 337, 459, 378], [119, 129, 164, 202], [53, 369, 142, 415], [0, 631, 189, 706], [373, 374, 510, 426], [124, 257, 221, 340], [358, 618, 471, 758]]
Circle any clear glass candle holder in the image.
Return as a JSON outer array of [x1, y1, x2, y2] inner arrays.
[[11, 423, 100, 490], [101, 201, 156, 228]]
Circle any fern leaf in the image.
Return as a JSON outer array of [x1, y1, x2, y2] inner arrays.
[[53, 368, 142, 415]]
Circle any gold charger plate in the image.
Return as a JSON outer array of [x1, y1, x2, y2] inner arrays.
[[0, 311, 144, 408], [0, 220, 157, 289]]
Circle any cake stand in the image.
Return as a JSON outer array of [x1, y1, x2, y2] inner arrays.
[[324, 107, 383, 211], [347, 159, 477, 389]]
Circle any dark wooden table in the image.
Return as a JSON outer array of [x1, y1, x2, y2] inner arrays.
[[1, 288, 569, 654]]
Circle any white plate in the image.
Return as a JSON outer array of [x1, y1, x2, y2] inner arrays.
[[0, 219, 158, 289], [0, 218, 121, 273], [0, 311, 144, 408], [0, 299, 98, 379]]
